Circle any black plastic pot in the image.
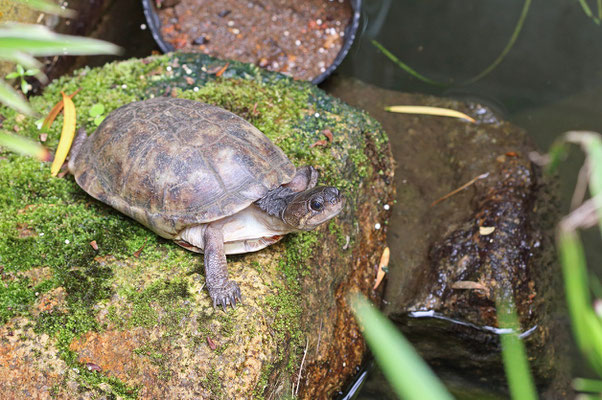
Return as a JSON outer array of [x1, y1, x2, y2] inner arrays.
[[141, 0, 361, 84]]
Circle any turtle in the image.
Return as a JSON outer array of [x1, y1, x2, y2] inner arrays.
[[68, 97, 344, 310]]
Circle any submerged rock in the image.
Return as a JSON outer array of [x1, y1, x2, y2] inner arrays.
[[0, 55, 394, 398], [326, 78, 568, 398]]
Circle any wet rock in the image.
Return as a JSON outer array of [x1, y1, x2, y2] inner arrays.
[[0, 54, 394, 398], [326, 77, 568, 398]]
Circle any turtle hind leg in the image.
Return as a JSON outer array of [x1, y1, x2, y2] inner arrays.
[[67, 128, 88, 173], [203, 223, 242, 311]]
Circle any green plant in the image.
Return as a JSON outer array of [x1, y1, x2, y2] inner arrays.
[[88, 103, 106, 126], [5, 64, 39, 94], [0, 0, 121, 159], [554, 131, 602, 395]]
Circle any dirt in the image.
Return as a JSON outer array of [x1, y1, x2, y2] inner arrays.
[[157, 0, 353, 81]]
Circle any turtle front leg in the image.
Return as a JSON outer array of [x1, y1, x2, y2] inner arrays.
[[203, 223, 242, 310]]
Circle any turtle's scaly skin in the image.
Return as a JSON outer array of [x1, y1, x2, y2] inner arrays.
[[71, 97, 296, 239]]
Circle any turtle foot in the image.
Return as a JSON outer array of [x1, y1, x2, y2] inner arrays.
[[209, 280, 242, 311]]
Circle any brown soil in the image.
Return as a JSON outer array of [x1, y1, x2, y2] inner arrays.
[[157, 0, 353, 81]]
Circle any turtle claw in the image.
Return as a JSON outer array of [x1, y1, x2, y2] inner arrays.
[[209, 280, 242, 312]]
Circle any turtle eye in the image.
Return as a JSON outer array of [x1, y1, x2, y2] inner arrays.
[[310, 199, 324, 211]]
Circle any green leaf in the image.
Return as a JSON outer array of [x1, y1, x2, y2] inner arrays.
[[573, 378, 602, 393], [5, 72, 20, 79], [89, 103, 105, 117], [93, 115, 105, 126], [558, 227, 602, 375], [0, 131, 49, 160], [11, 0, 76, 18], [0, 79, 33, 115], [0, 50, 43, 71], [0, 23, 122, 56], [350, 294, 453, 400], [16, 64, 24, 75]]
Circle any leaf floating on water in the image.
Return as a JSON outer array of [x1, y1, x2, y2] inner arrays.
[[50, 91, 76, 176], [385, 105, 476, 123], [479, 226, 496, 235], [374, 247, 390, 290]]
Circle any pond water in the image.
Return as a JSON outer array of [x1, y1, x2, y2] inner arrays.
[[331, 0, 602, 398], [51, 0, 601, 397]]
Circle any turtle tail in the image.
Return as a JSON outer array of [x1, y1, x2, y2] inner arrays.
[[68, 128, 87, 173]]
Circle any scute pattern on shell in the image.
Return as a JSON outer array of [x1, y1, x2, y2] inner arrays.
[[71, 97, 296, 238]]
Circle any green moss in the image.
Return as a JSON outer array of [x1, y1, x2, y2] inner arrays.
[[0, 52, 387, 397], [120, 278, 189, 329], [0, 278, 36, 323], [200, 366, 225, 399]]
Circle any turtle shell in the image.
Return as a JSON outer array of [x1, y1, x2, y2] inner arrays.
[[71, 97, 296, 239]]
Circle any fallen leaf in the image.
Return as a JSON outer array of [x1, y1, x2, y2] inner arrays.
[[385, 105, 475, 123], [207, 336, 217, 350], [50, 92, 76, 177], [479, 226, 495, 235], [86, 362, 102, 372], [374, 247, 390, 290], [213, 62, 229, 77], [184, 76, 195, 85], [90, 240, 98, 251], [322, 129, 333, 142], [133, 241, 147, 258], [310, 139, 328, 148], [42, 89, 80, 130], [505, 152, 518, 157]]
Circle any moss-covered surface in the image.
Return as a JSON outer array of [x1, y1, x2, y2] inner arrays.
[[0, 53, 393, 398]]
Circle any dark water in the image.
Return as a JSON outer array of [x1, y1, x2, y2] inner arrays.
[[332, 1, 602, 398]]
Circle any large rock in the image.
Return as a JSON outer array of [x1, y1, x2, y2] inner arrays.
[[326, 78, 568, 398], [0, 55, 394, 398]]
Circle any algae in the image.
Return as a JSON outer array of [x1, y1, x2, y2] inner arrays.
[[0, 52, 389, 397]]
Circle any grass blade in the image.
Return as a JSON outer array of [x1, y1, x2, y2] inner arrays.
[[350, 294, 453, 400], [496, 296, 538, 400], [464, 0, 532, 84], [0, 23, 122, 56], [558, 227, 602, 375], [573, 378, 602, 393], [0, 79, 33, 115], [371, 40, 447, 86], [12, 0, 76, 18], [0, 131, 51, 160]]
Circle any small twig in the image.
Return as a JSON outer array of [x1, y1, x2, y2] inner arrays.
[[295, 337, 309, 397], [315, 320, 323, 356], [571, 161, 590, 211], [431, 172, 490, 207]]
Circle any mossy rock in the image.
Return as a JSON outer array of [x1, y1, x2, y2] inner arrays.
[[0, 54, 394, 399]]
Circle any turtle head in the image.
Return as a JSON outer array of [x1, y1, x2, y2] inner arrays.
[[282, 186, 344, 230]]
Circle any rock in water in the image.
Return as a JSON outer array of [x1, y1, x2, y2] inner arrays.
[[0, 55, 394, 398], [327, 78, 569, 398]]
